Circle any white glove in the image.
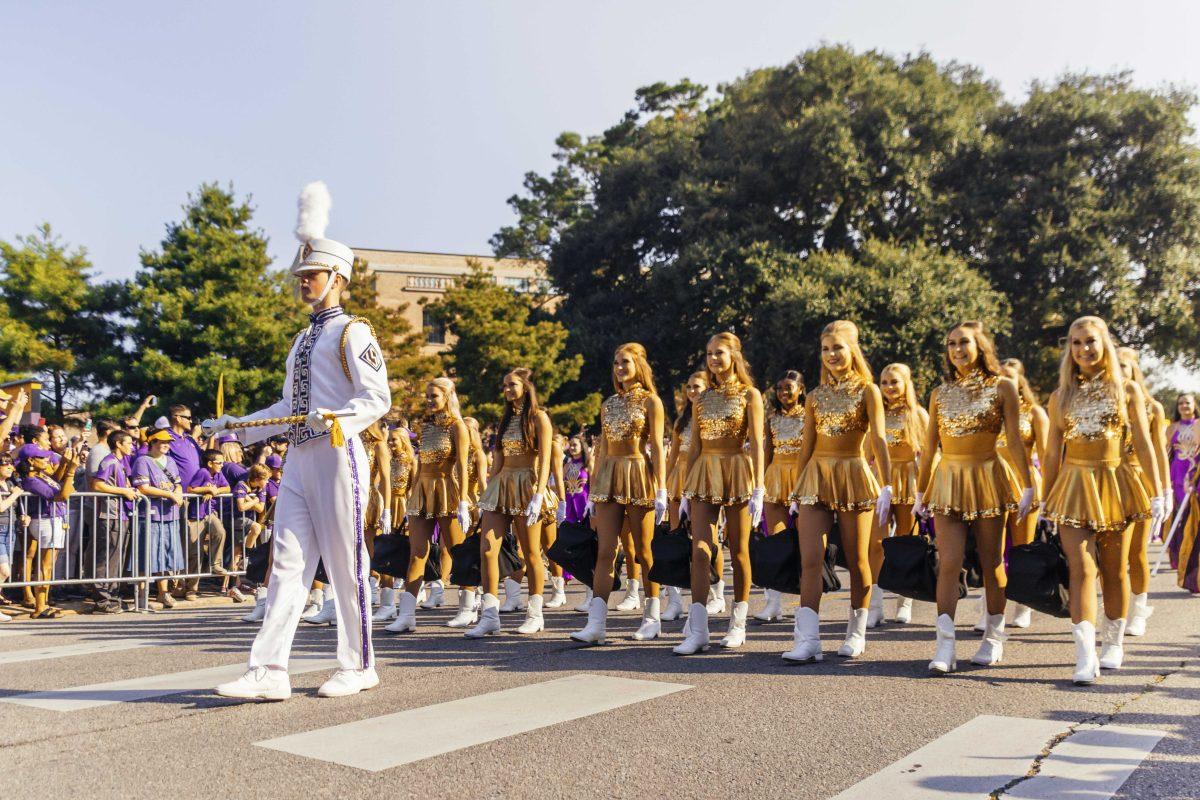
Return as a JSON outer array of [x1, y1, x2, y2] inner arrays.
[[1017, 487, 1036, 522], [380, 509, 392, 536], [654, 489, 668, 525], [912, 491, 928, 520], [457, 500, 472, 532], [584, 498, 596, 518], [748, 487, 765, 529], [1161, 492, 1174, 521], [679, 496, 690, 520], [525, 492, 544, 527], [1150, 494, 1167, 528], [789, 500, 799, 516], [306, 408, 334, 433], [556, 500, 567, 525], [876, 485, 894, 528], [201, 414, 239, 436]]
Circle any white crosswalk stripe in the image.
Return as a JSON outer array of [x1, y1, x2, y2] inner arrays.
[[0, 638, 157, 665]]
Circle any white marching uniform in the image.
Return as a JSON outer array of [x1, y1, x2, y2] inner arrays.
[[235, 305, 390, 671]]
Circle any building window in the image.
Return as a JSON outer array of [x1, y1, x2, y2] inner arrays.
[[423, 308, 445, 345]]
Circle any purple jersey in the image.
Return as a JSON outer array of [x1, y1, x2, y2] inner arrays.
[[94, 453, 135, 519], [166, 429, 204, 489], [132, 455, 182, 521], [187, 467, 230, 520], [21, 474, 66, 519]]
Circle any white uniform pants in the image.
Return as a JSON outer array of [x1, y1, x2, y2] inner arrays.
[[249, 436, 374, 671]]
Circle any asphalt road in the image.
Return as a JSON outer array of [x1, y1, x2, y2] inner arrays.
[[0, 556, 1197, 800]]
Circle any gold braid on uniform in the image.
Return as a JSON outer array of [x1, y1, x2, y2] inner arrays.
[[339, 316, 378, 382]]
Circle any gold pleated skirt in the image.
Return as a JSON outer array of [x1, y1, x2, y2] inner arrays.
[[890, 459, 920, 506], [764, 453, 803, 505], [478, 466, 536, 515], [1043, 458, 1150, 533], [791, 454, 880, 512], [407, 467, 462, 520], [925, 454, 1019, 521], [683, 450, 754, 506], [666, 456, 689, 502], [590, 454, 655, 507], [539, 486, 560, 526]]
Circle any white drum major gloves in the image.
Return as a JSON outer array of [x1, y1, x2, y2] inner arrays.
[[306, 408, 334, 433], [201, 415, 240, 436], [748, 487, 765, 529], [525, 492, 544, 527], [1017, 487, 1036, 522], [654, 489, 668, 525], [1150, 494, 1167, 528], [876, 485, 894, 528]]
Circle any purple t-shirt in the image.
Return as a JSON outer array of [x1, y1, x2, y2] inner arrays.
[[187, 467, 229, 520], [222, 461, 249, 487], [21, 474, 66, 519], [132, 455, 182, 522], [94, 453, 134, 520], [166, 429, 204, 489], [233, 480, 265, 521], [265, 477, 280, 502]]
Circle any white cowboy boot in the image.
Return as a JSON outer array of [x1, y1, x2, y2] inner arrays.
[[894, 596, 913, 624], [369, 575, 381, 606], [632, 597, 661, 641], [782, 607, 822, 662], [446, 588, 478, 628], [616, 579, 642, 612], [385, 592, 417, 633], [516, 595, 545, 634], [1072, 620, 1100, 684], [928, 613, 957, 674], [570, 596, 608, 644], [753, 588, 783, 622], [661, 586, 684, 621], [573, 586, 594, 613], [303, 588, 337, 625], [499, 577, 526, 613], [673, 603, 710, 655], [1010, 602, 1033, 629], [971, 613, 1007, 666], [1098, 616, 1127, 670], [372, 588, 397, 622], [1126, 593, 1153, 637], [719, 601, 749, 648], [544, 576, 567, 608], [464, 593, 501, 638], [706, 580, 726, 614], [420, 580, 445, 609], [865, 585, 884, 628], [973, 594, 987, 632], [838, 607, 869, 657]]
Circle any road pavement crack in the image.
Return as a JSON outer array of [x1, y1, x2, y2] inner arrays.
[[987, 659, 1186, 799]]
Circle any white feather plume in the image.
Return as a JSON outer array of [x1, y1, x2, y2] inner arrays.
[[295, 181, 332, 242]]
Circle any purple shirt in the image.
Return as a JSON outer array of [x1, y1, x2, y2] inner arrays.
[[94, 453, 134, 520], [132, 455, 182, 521], [222, 461, 249, 487], [233, 480, 265, 520], [187, 467, 229, 520], [265, 477, 280, 502], [166, 429, 204, 489], [21, 474, 66, 519]]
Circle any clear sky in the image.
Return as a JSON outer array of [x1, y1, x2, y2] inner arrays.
[[4, 0, 1197, 282]]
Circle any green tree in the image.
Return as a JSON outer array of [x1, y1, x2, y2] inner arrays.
[[344, 261, 443, 419], [115, 184, 308, 415], [0, 224, 117, 417], [425, 261, 600, 427]]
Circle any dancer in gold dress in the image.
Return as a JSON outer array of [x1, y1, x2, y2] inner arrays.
[[754, 370, 805, 623]]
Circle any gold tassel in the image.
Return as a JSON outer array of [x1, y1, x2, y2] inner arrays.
[[328, 416, 346, 448]]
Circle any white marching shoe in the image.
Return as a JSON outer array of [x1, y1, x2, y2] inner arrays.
[[544, 576, 567, 608], [753, 588, 783, 622], [464, 593, 501, 638], [838, 607, 869, 657], [499, 577, 527, 613], [571, 597, 609, 644], [446, 589, 479, 628], [673, 603, 710, 655], [372, 588, 398, 622], [973, 594, 987, 632], [894, 596, 913, 624], [706, 580, 727, 615], [928, 613, 957, 674], [971, 613, 1007, 666], [241, 588, 268, 623], [573, 586, 594, 613], [1010, 603, 1033, 629], [516, 596, 545, 634], [782, 607, 823, 663], [420, 580, 445, 609], [300, 588, 323, 620], [1099, 616, 1126, 670], [720, 601, 749, 648], [317, 666, 380, 698], [303, 591, 337, 625], [866, 585, 884, 628], [385, 592, 417, 633], [616, 579, 642, 612], [1126, 593, 1153, 637], [215, 666, 291, 701], [632, 597, 662, 641], [1072, 620, 1100, 684], [661, 586, 684, 621]]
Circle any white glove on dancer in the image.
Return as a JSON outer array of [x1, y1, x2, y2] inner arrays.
[[457, 500, 472, 532], [556, 500, 567, 525], [789, 500, 799, 516], [875, 485, 894, 528], [912, 491, 929, 520], [584, 497, 596, 518], [380, 509, 392, 536], [679, 496, 690, 520], [1017, 487, 1036, 522], [306, 407, 334, 433], [654, 489, 668, 525], [748, 487, 765, 529], [525, 492, 544, 527], [1150, 494, 1167, 528], [201, 415, 240, 436]]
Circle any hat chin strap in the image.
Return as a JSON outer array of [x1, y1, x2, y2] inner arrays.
[[309, 269, 344, 307]]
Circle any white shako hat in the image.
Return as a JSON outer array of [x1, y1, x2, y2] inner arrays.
[[289, 180, 354, 291], [292, 237, 354, 285]]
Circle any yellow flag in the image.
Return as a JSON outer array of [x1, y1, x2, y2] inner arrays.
[[216, 373, 225, 418]]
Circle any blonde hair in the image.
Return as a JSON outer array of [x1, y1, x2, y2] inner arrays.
[[675, 369, 710, 434], [705, 332, 754, 388], [1116, 347, 1148, 388], [426, 377, 463, 420], [1001, 357, 1040, 408], [1057, 316, 1126, 425], [881, 363, 925, 448], [819, 320, 873, 385], [943, 320, 1002, 381], [612, 342, 658, 396]]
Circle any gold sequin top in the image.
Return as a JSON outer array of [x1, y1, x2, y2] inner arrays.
[[696, 381, 749, 441], [361, 434, 379, 476], [998, 396, 1035, 450], [601, 387, 651, 444], [676, 418, 694, 455], [467, 448, 479, 489], [391, 454, 412, 496], [936, 370, 1003, 438], [811, 375, 868, 438], [884, 405, 912, 448], [417, 413, 455, 465], [769, 405, 806, 454], [499, 410, 532, 457], [1062, 374, 1123, 444]]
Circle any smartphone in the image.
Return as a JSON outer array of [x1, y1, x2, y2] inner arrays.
[[83, 419, 93, 433]]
